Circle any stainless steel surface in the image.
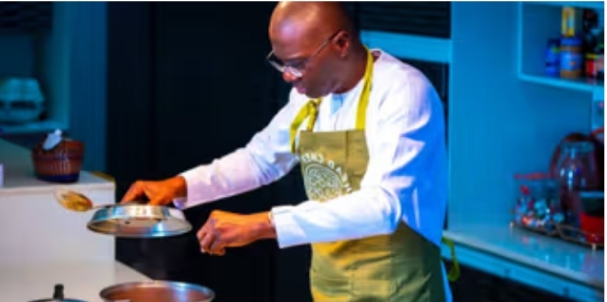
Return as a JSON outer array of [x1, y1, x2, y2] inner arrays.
[[99, 281, 215, 302], [87, 203, 192, 238]]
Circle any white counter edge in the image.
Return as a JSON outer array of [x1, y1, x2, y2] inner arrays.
[[0, 171, 114, 197], [441, 231, 604, 302]]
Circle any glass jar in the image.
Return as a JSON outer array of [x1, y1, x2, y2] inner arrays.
[[553, 141, 599, 227], [513, 173, 562, 231], [560, 36, 583, 79]]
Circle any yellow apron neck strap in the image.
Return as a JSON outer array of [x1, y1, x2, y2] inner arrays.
[[290, 98, 321, 153], [354, 48, 374, 130], [289, 49, 374, 153]]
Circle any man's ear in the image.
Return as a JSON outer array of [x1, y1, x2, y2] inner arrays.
[[333, 31, 350, 58]]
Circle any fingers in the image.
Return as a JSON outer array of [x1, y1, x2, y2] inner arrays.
[[120, 181, 144, 204], [197, 224, 211, 252], [197, 220, 226, 256], [199, 230, 213, 253], [198, 229, 225, 255], [209, 241, 226, 256]]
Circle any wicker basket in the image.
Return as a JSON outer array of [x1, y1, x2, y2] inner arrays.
[[31, 138, 85, 183]]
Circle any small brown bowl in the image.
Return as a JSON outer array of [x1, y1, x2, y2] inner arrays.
[[32, 139, 84, 183]]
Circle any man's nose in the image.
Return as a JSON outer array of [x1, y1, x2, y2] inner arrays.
[[282, 71, 299, 83]]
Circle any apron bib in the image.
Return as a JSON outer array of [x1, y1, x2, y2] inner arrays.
[[289, 50, 451, 301]]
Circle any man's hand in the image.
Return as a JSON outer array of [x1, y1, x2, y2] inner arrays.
[[197, 210, 276, 256], [120, 176, 187, 206]]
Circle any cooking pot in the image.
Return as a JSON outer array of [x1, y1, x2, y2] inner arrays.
[[29, 284, 87, 302], [99, 281, 215, 302]]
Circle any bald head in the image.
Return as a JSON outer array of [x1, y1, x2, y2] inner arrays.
[[267, 2, 368, 98], [269, 2, 357, 56]]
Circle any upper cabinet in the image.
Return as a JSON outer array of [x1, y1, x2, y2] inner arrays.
[[518, 1, 604, 93], [0, 2, 53, 33]]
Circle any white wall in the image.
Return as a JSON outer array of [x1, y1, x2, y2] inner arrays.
[[449, 2, 592, 229]]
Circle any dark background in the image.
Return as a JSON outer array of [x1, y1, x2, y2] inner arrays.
[[107, 3, 306, 302]]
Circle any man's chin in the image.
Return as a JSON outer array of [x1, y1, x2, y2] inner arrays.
[[301, 90, 326, 99], [294, 85, 327, 99]]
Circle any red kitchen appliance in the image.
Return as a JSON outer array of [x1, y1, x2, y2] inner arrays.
[[548, 127, 604, 247]]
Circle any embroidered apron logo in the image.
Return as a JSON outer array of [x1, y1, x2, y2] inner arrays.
[[300, 152, 352, 201]]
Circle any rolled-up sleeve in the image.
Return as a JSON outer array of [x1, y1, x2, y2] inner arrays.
[[271, 71, 448, 248], [174, 95, 303, 209]]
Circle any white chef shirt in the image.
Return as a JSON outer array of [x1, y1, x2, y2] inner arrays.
[[174, 49, 451, 300]]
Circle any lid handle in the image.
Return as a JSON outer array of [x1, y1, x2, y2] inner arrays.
[[53, 284, 65, 299]]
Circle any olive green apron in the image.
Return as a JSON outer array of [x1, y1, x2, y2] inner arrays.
[[289, 50, 452, 301]]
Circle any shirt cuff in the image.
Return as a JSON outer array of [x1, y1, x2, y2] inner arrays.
[[173, 165, 220, 210], [172, 197, 188, 210], [168, 168, 205, 209], [271, 205, 307, 248]]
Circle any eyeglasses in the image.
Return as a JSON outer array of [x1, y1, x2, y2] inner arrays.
[[266, 30, 341, 78]]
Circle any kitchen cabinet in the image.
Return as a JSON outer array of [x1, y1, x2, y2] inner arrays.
[[446, 259, 578, 302], [517, 1, 604, 93], [441, 226, 603, 302]]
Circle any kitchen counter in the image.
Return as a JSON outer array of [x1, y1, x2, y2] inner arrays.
[[0, 138, 110, 194], [0, 138, 122, 301], [0, 138, 183, 301], [0, 138, 115, 266], [440, 224, 604, 302], [0, 260, 151, 301]]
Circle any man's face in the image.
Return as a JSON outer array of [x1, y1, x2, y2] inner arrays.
[[268, 29, 344, 99]]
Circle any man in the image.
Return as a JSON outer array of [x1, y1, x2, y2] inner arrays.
[[122, 2, 453, 301]]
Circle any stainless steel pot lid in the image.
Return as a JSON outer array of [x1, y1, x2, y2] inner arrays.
[[29, 284, 88, 302], [87, 203, 192, 238], [99, 280, 215, 302]]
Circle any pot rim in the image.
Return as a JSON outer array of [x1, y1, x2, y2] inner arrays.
[[99, 280, 215, 302]]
